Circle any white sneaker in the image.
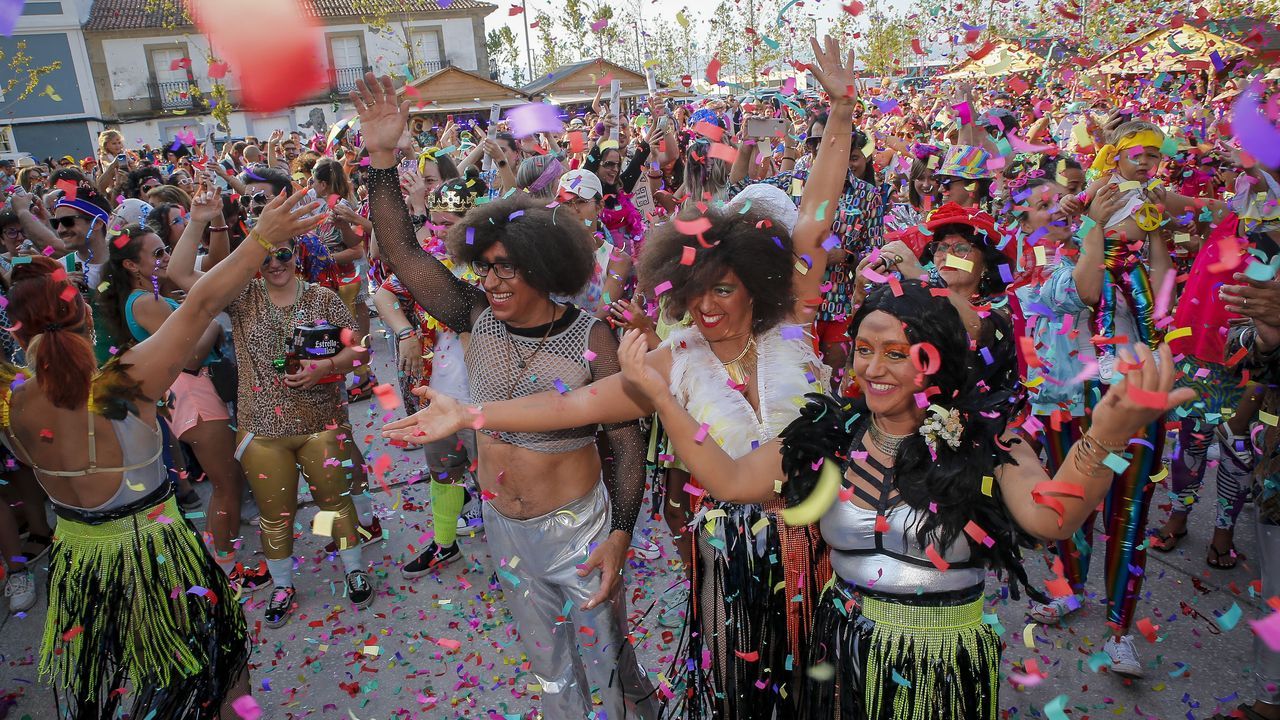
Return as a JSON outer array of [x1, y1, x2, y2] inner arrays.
[[658, 583, 689, 628], [4, 568, 36, 613], [630, 536, 661, 561], [1104, 634, 1144, 677], [1029, 595, 1081, 625]]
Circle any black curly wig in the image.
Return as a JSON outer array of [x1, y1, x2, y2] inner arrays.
[[780, 280, 1041, 600], [637, 206, 796, 335], [445, 194, 595, 297]]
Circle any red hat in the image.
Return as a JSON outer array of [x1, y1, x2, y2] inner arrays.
[[921, 202, 1014, 260]]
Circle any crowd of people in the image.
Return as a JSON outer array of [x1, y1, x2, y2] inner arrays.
[[0, 31, 1277, 720]]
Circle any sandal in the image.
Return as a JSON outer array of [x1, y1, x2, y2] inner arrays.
[[1207, 542, 1244, 570], [1149, 528, 1188, 553]]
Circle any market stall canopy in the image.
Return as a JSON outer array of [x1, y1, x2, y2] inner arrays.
[[522, 58, 663, 104], [399, 66, 530, 113], [1095, 23, 1257, 75]]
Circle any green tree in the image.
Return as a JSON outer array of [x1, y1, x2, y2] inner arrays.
[[533, 10, 567, 78], [486, 26, 524, 85], [860, 5, 913, 77], [589, 3, 623, 61], [560, 0, 591, 56]]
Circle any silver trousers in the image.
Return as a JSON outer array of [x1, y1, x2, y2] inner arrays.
[[1256, 505, 1280, 705], [484, 481, 659, 719]]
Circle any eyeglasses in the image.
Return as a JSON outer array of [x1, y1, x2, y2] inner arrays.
[[2, 226, 23, 238], [560, 196, 595, 207], [599, 160, 620, 169], [150, 245, 170, 259], [261, 247, 295, 266], [471, 259, 517, 279], [51, 215, 83, 230], [931, 241, 976, 259]]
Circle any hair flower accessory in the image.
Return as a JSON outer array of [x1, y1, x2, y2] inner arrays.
[[920, 404, 963, 455]]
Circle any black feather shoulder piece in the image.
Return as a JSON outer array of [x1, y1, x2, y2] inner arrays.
[[779, 393, 862, 508]]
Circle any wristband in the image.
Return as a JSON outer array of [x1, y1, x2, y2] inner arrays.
[[208, 225, 229, 232], [396, 327, 417, 340], [250, 231, 273, 253]]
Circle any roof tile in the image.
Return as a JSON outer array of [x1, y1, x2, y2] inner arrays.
[[84, 0, 493, 32]]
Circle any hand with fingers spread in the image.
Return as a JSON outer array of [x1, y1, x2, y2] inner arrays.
[[381, 385, 478, 446], [350, 73, 412, 162], [807, 35, 857, 102], [1088, 343, 1198, 443], [1221, 274, 1280, 351], [189, 183, 224, 225], [253, 190, 326, 246]]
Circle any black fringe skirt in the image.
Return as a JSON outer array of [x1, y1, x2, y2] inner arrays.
[[40, 487, 249, 719], [803, 581, 1000, 720], [664, 504, 794, 719]]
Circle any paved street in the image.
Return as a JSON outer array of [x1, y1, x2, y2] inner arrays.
[[0, 328, 1267, 719]]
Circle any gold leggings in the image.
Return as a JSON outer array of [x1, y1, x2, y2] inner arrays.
[[237, 427, 363, 560]]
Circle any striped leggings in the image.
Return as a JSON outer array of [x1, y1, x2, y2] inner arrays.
[[1040, 413, 1165, 633]]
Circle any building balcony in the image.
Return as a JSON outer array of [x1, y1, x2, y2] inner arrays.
[[148, 78, 207, 114]]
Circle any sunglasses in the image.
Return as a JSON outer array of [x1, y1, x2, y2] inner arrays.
[[150, 245, 170, 259], [471, 259, 517, 279], [171, 214, 187, 226], [262, 247, 295, 266], [239, 191, 268, 207], [51, 215, 83, 230], [142, 182, 160, 192], [599, 160, 620, 169]]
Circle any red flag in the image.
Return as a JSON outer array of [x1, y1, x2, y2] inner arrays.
[[705, 57, 721, 85]]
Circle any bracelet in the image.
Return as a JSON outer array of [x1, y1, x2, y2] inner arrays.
[[328, 358, 338, 374], [1071, 431, 1128, 476], [208, 225, 229, 232], [396, 327, 417, 341], [250, 231, 273, 253]]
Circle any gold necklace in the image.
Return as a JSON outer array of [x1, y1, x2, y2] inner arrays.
[[721, 336, 757, 389], [868, 416, 912, 457]]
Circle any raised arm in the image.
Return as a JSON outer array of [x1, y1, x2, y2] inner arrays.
[[351, 73, 485, 333], [616, 329, 782, 503], [167, 182, 225, 292], [381, 340, 665, 446], [619, 140, 650, 193], [790, 35, 857, 319], [995, 343, 1194, 540], [122, 190, 323, 401]]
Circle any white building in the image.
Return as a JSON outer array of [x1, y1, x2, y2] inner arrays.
[[82, 0, 495, 145]]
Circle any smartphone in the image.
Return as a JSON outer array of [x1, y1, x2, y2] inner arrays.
[[745, 117, 786, 139], [116, 153, 127, 165]]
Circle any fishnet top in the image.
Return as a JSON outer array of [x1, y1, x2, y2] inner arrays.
[[366, 164, 646, 535], [468, 305, 598, 452]]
